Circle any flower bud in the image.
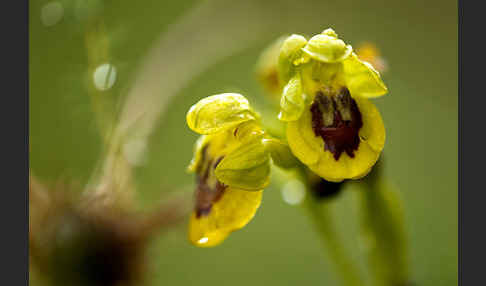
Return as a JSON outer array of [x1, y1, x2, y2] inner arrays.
[[256, 36, 287, 98]]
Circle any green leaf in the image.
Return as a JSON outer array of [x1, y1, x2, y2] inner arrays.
[[342, 53, 388, 98], [278, 73, 305, 122], [186, 93, 257, 134], [302, 34, 352, 63], [215, 139, 270, 190]]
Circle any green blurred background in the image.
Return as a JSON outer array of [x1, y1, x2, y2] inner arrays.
[[30, 0, 457, 285]]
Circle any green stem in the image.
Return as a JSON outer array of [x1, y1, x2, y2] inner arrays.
[[302, 196, 363, 286], [358, 166, 410, 286]]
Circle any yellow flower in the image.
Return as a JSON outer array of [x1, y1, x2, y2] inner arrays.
[[186, 93, 271, 247], [278, 28, 387, 182], [255, 36, 287, 98], [356, 42, 388, 73]]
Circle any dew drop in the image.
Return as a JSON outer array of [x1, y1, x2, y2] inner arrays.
[[197, 237, 209, 244], [93, 63, 117, 91]]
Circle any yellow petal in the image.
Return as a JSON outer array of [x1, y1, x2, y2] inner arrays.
[[278, 73, 305, 122], [205, 130, 238, 158], [286, 108, 321, 166], [310, 139, 380, 182], [187, 135, 209, 173], [186, 93, 257, 135], [215, 138, 271, 190], [342, 53, 388, 98], [286, 97, 385, 182], [302, 34, 352, 63], [189, 188, 263, 247], [278, 34, 308, 83], [187, 131, 236, 173], [355, 96, 386, 152]]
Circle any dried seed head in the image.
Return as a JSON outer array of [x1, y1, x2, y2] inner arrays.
[[31, 197, 147, 286], [29, 182, 188, 286]]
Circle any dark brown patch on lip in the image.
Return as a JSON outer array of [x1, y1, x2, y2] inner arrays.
[[195, 147, 227, 218], [310, 88, 363, 160]]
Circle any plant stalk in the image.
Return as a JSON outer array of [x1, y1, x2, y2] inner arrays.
[[357, 161, 410, 286], [303, 195, 364, 286]]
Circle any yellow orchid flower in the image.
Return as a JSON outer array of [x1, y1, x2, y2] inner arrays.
[[277, 28, 388, 182], [186, 93, 271, 247], [255, 36, 287, 98], [356, 42, 388, 73]]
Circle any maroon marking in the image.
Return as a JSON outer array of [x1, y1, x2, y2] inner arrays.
[[194, 150, 227, 218], [310, 88, 363, 161]]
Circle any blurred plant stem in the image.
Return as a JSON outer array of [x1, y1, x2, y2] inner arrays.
[[82, 18, 136, 208], [84, 19, 115, 144], [356, 161, 410, 286], [303, 196, 363, 286], [296, 168, 363, 286]]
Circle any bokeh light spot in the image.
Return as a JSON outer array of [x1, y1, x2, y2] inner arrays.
[[93, 63, 117, 91], [41, 2, 64, 27], [281, 179, 306, 205]]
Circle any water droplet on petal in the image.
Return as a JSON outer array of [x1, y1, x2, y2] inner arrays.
[[93, 63, 117, 91], [197, 237, 209, 244], [281, 179, 306, 205], [41, 2, 64, 27]]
